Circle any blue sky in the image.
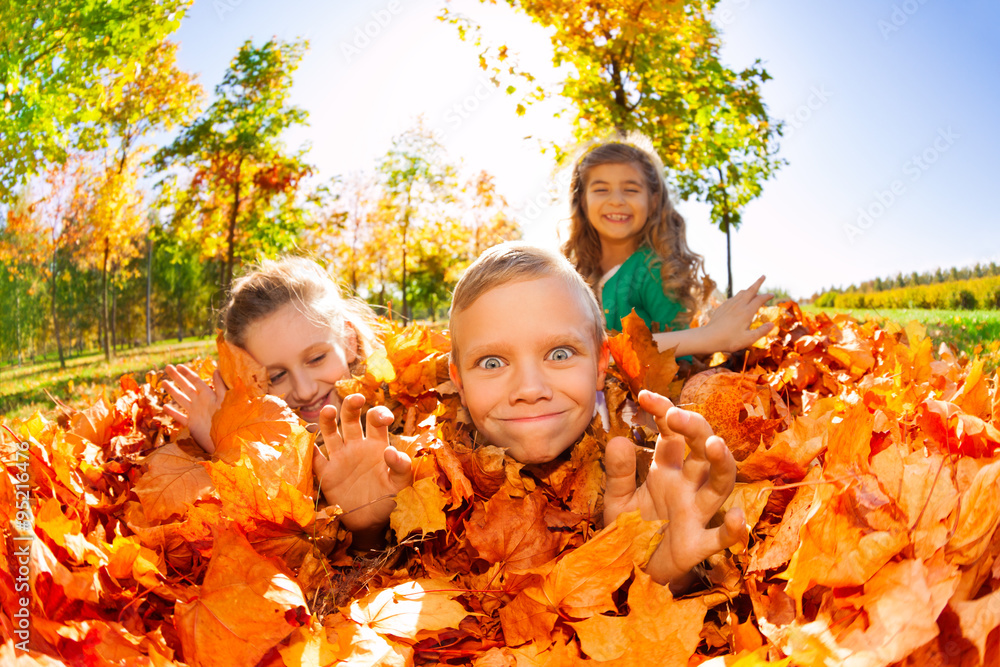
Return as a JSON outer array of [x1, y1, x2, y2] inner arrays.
[[173, 0, 1000, 300]]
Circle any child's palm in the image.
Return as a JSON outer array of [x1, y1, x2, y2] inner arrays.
[[313, 394, 412, 534], [604, 390, 745, 585]]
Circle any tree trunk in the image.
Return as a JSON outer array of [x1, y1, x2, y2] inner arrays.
[[223, 159, 244, 295], [725, 220, 733, 299], [401, 188, 413, 322], [146, 232, 152, 346], [401, 230, 408, 322], [101, 236, 111, 361], [51, 252, 66, 370], [111, 276, 118, 352], [14, 272, 22, 366], [176, 288, 184, 342]]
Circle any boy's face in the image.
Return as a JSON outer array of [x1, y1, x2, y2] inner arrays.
[[449, 276, 608, 464]]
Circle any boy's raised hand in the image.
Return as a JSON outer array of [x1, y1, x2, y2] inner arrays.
[[604, 390, 746, 590], [313, 393, 413, 538], [704, 275, 775, 353], [163, 363, 227, 455]]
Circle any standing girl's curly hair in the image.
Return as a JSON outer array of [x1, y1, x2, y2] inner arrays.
[[562, 135, 715, 326]]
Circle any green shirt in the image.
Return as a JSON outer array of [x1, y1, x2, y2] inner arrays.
[[601, 247, 684, 333]]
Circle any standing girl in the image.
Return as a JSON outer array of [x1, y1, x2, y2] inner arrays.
[[162, 256, 412, 539], [562, 136, 774, 356]]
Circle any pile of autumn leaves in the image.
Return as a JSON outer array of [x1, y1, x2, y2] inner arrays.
[[3, 302, 1000, 666]]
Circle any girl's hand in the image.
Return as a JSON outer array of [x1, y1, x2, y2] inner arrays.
[[603, 390, 746, 591], [703, 275, 775, 353], [163, 364, 227, 455], [313, 394, 413, 537]]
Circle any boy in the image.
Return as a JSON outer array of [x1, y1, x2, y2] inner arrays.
[[448, 242, 746, 591]]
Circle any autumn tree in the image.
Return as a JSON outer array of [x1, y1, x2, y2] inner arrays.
[[0, 0, 189, 202], [153, 39, 313, 296], [78, 156, 148, 361], [25, 156, 96, 368], [302, 173, 376, 294], [463, 170, 521, 258], [443, 0, 785, 296], [377, 121, 459, 321], [0, 194, 49, 364]]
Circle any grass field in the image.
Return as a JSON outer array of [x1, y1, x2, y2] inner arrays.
[[801, 305, 1000, 368], [0, 338, 215, 422]]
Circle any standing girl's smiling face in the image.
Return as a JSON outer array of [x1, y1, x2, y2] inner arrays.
[[242, 303, 356, 423], [584, 161, 650, 250]]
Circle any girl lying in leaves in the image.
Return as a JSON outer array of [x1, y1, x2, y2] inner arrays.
[[161, 256, 413, 545]]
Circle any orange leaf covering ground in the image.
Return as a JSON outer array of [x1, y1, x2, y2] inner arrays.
[[4, 302, 1000, 665]]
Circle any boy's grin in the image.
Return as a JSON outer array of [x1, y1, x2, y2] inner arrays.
[[449, 276, 609, 464]]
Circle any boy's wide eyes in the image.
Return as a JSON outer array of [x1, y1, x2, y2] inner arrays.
[[548, 347, 574, 361], [477, 356, 506, 370]]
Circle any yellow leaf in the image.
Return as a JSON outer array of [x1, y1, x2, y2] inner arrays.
[[390, 476, 448, 538], [348, 579, 469, 640]]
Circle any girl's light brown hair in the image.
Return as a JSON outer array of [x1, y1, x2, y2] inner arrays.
[[221, 256, 378, 371], [562, 135, 714, 326]]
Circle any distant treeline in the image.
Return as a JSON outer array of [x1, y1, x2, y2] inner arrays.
[[814, 272, 1000, 310]]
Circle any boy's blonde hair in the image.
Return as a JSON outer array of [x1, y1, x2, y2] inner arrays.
[[449, 242, 606, 361], [562, 134, 714, 326], [222, 256, 377, 368]]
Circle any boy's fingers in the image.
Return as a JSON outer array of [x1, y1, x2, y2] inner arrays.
[[716, 507, 748, 552], [338, 394, 366, 442], [697, 436, 737, 514], [664, 407, 715, 461], [603, 436, 638, 505], [637, 390, 678, 444]]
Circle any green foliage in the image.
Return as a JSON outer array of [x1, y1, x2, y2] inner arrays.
[[815, 262, 1000, 300], [376, 119, 461, 321], [821, 275, 1000, 311], [442, 0, 784, 295], [153, 38, 313, 294], [0, 0, 190, 202]]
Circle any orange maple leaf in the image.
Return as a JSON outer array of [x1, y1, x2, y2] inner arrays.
[[606, 310, 679, 398], [783, 475, 909, 605], [132, 441, 215, 521], [570, 569, 706, 664], [466, 491, 565, 571], [390, 475, 449, 538], [174, 522, 309, 667]]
